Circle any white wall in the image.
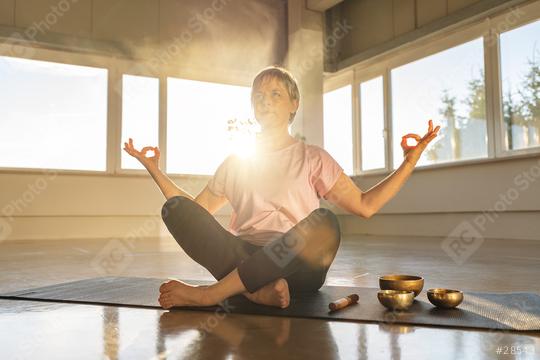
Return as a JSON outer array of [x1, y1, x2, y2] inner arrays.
[[342, 156, 540, 240], [0, 172, 217, 241]]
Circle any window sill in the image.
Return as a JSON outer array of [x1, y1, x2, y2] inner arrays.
[[353, 148, 540, 178], [0, 167, 213, 179]]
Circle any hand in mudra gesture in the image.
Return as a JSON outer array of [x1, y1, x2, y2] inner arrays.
[[400, 119, 441, 166], [123, 138, 160, 169]]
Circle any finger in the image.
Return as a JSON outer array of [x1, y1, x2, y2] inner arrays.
[[141, 146, 154, 155], [428, 119, 433, 132], [423, 130, 438, 140], [401, 139, 415, 151], [402, 133, 422, 140], [423, 133, 438, 144], [426, 124, 440, 137], [400, 136, 409, 148], [402, 136, 420, 149], [154, 147, 161, 156], [423, 126, 438, 140]]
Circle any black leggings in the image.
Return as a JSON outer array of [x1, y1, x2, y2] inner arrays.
[[161, 196, 341, 294]]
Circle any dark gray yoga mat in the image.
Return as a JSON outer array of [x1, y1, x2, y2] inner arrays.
[[1, 276, 540, 331]]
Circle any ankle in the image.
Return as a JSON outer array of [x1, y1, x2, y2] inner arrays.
[[199, 286, 216, 306], [203, 284, 232, 306]]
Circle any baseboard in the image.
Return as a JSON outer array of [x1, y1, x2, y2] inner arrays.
[[2, 212, 537, 242], [339, 212, 540, 241]]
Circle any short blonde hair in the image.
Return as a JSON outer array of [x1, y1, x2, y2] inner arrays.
[[251, 66, 300, 125]]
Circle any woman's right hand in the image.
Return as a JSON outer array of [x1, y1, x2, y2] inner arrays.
[[123, 138, 160, 169]]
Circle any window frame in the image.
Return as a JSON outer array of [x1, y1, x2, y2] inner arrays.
[[490, 5, 540, 158], [114, 59, 163, 175], [323, 70, 356, 175], [323, 0, 540, 176], [0, 42, 254, 177], [0, 43, 114, 175], [164, 74, 254, 176], [355, 68, 390, 176], [115, 61, 251, 180]]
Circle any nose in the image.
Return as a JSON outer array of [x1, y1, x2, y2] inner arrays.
[[261, 94, 272, 106], [255, 94, 272, 110]]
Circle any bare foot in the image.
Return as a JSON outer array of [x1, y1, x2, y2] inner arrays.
[[158, 279, 212, 309], [243, 278, 290, 309]]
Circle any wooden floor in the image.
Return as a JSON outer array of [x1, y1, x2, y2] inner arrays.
[[1, 234, 539, 359]]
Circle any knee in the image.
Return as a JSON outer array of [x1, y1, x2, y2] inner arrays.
[[292, 268, 328, 293], [161, 196, 191, 222], [303, 208, 341, 249], [319, 208, 340, 229], [311, 268, 327, 291], [311, 208, 341, 244]]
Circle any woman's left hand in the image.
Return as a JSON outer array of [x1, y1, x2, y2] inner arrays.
[[401, 119, 441, 166]]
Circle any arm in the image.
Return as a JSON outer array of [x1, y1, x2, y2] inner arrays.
[[325, 120, 440, 218], [123, 138, 194, 201], [145, 163, 195, 201], [359, 160, 415, 217], [123, 138, 229, 214], [194, 185, 229, 215], [147, 167, 229, 214]]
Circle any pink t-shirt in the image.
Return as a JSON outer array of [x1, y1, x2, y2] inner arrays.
[[207, 139, 344, 246]]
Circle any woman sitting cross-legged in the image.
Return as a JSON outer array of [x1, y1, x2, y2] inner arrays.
[[123, 66, 440, 310]]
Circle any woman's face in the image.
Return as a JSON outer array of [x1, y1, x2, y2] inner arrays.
[[252, 76, 299, 130]]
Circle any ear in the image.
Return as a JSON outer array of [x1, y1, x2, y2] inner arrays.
[[291, 99, 299, 112]]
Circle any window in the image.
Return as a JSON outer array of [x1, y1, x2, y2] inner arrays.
[[0, 56, 108, 171], [360, 76, 385, 171], [500, 19, 540, 151], [166, 78, 254, 175], [391, 38, 487, 169], [121, 75, 159, 170], [323, 85, 354, 175]]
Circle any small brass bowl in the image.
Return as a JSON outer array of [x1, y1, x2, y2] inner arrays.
[[427, 288, 463, 308], [377, 290, 415, 310], [379, 275, 424, 297]]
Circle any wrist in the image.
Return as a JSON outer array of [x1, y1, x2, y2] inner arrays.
[[144, 162, 160, 172], [403, 157, 417, 168]]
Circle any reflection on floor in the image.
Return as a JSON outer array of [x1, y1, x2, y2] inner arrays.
[[1, 234, 539, 359]]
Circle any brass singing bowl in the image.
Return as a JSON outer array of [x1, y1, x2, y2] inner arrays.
[[379, 275, 424, 297], [377, 290, 415, 310], [427, 288, 464, 308]]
